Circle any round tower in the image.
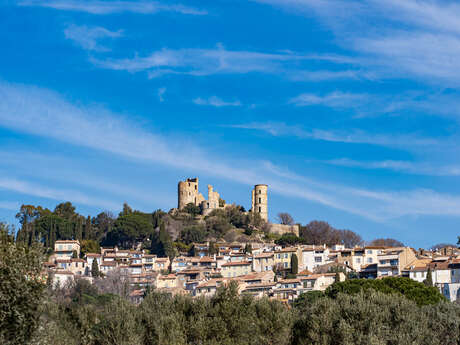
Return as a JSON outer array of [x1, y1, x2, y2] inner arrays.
[[252, 184, 268, 221], [178, 178, 199, 209]]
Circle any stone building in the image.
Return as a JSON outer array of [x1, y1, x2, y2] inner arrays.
[[251, 184, 268, 221], [178, 178, 269, 220], [178, 177, 223, 215]]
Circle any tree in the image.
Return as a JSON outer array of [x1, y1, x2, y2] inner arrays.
[[277, 212, 294, 225], [54, 202, 76, 220], [291, 254, 298, 275], [91, 259, 100, 277], [183, 203, 201, 216], [369, 238, 404, 247], [424, 268, 433, 287], [325, 277, 445, 306], [120, 202, 133, 217], [300, 220, 341, 246], [339, 229, 363, 248], [84, 215, 92, 240], [275, 233, 304, 246], [81, 240, 100, 256], [244, 243, 252, 254], [0, 225, 44, 344], [209, 241, 218, 255]]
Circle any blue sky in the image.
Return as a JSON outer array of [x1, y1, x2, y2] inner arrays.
[[1, 0, 460, 248]]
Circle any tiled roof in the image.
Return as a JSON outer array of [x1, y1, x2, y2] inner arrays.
[[221, 261, 251, 267]]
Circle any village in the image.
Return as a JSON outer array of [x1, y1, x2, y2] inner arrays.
[[42, 178, 460, 304]]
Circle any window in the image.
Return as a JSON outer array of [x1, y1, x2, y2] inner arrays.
[[58, 245, 63, 250], [367, 250, 373, 254], [314, 257, 322, 263], [284, 253, 288, 259], [277, 254, 281, 259], [284, 262, 288, 268], [259, 207, 261, 212], [367, 258, 373, 263], [259, 190, 261, 194], [356, 258, 361, 263]]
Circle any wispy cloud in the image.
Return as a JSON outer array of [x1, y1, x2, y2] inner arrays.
[[228, 122, 443, 149], [289, 91, 367, 108], [18, 0, 207, 15], [91, 45, 305, 75], [2, 81, 460, 220], [254, 0, 460, 85], [89, 44, 353, 79], [64, 24, 122, 52], [324, 158, 460, 177], [0, 177, 120, 210], [157, 87, 166, 102], [193, 96, 241, 107]]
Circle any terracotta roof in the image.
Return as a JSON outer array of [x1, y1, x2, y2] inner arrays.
[[156, 258, 169, 262], [275, 247, 298, 253], [222, 261, 251, 267], [86, 253, 101, 257], [55, 240, 80, 244], [297, 269, 313, 276], [159, 274, 177, 280], [254, 253, 274, 259], [71, 258, 85, 263], [301, 273, 336, 280], [130, 290, 144, 297], [101, 261, 117, 266], [55, 259, 72, 263], [279, 279, 301, 284]]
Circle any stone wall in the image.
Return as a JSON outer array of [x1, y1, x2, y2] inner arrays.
[[269, 223, 300, 237]]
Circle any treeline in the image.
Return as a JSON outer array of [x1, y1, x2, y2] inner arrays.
[[13, 202, 404, 258]]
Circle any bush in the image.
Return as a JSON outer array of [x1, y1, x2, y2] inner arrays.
[[325, 277, 446, 306]]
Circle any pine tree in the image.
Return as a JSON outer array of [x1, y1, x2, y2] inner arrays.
[[50, 221, 56, 249], [291, 254, 298, 275], [91, 259, 100, 277], [76, 217, 83, 241]]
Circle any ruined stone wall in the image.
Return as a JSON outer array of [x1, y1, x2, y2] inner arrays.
[[269, 224, 300, 237]]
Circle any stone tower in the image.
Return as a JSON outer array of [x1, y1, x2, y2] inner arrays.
[[177, 178, 205, 209], [251, 184, 268, 221]]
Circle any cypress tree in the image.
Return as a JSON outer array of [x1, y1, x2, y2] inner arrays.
[[424, 267, 433, 287], [91, 259, 100, 277], [291, 253, 298, 275], [85, 216, 92, 240]]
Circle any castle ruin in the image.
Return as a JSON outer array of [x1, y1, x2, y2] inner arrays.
[[177, 177, 268, 220]]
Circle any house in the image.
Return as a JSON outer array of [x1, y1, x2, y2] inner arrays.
[[156, 274, 179, 289], [299, 273, 344, 291], [272, 279, 302, 302], [241, 282, 276, 298], [221, 261, 252, 278], [54, 240, 80, 259], [300, 245, 329, 272], [154, 257, 170, 271], [252, 252, 274, 272], [377, 247, 416, 277], [195, 278, 228, 297], [442, 283, 460, 302], [274, 247, 299, 271], [53, 271, 74, 287]]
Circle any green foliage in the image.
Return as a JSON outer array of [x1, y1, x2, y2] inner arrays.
[[424, 268, 433, 287], [292, 290, 459, 345], [325, 277, 446, 306], [91, 259, 100, 277], [183, 203, 201, 216], [293, 291, 325, 308], [291, 254, 298, 275], [275, 233, 304, 246], [179, 225, 207, 244], [80, 240, 100, 256], [104, 213, 154, 248], [0, 228, 45, 345], [244, 243, 252, 254]]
